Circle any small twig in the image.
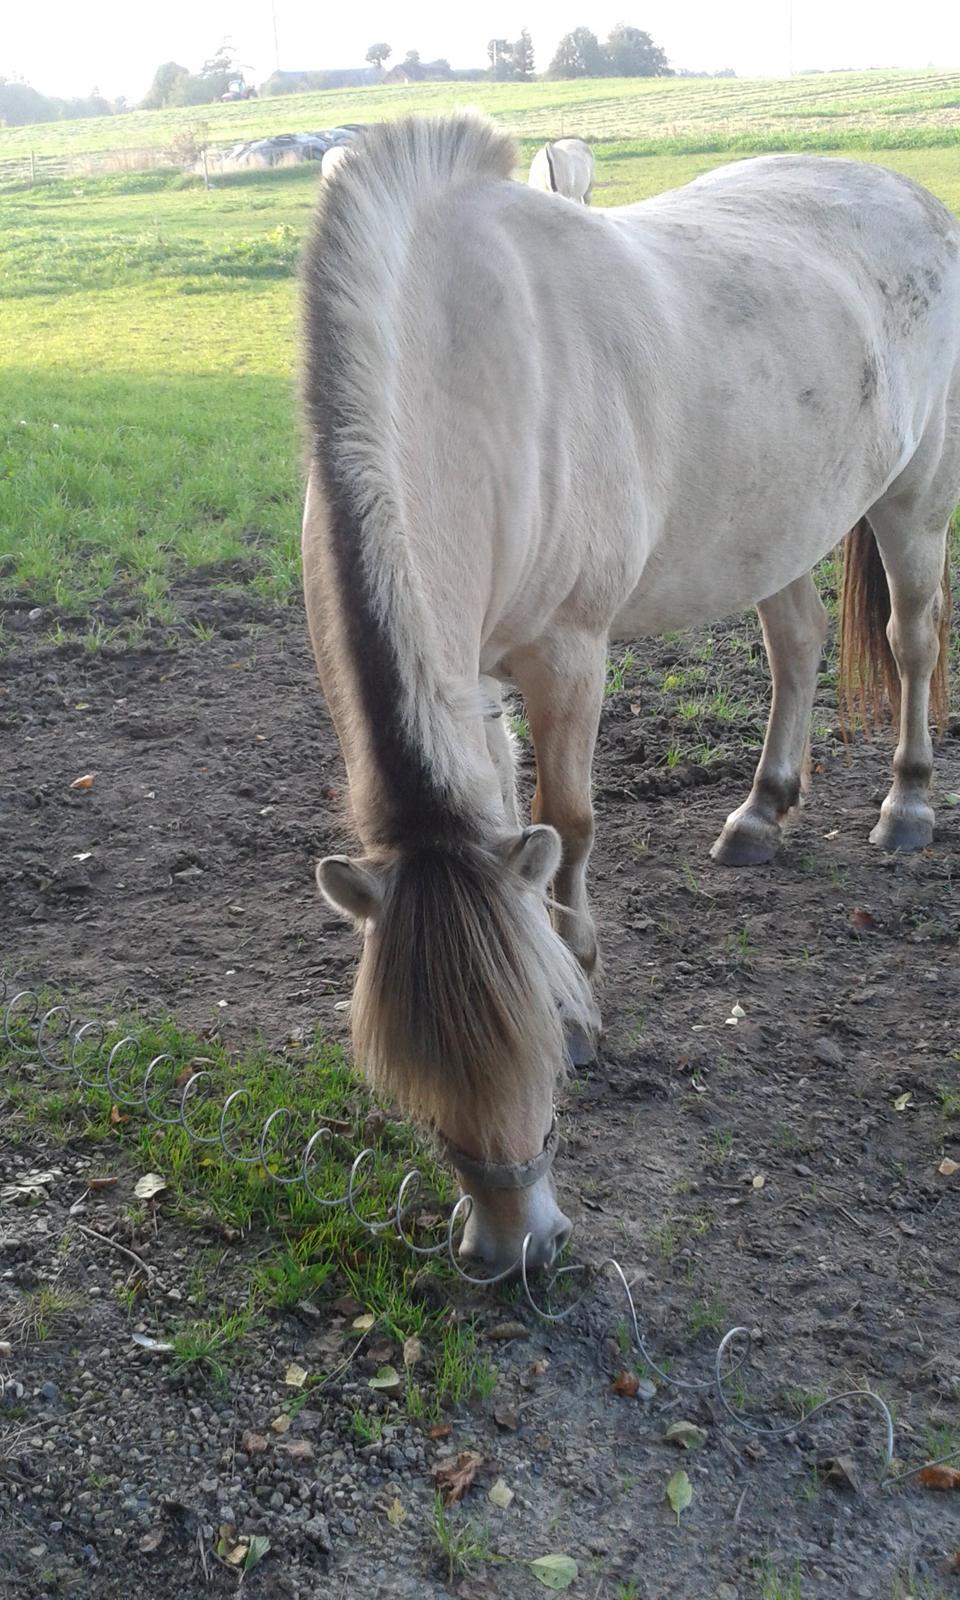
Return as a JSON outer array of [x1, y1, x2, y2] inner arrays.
[[76, 1223, 157, 1281], [197, 1524, 210, 1585], [733, 1485, 749, 1524]]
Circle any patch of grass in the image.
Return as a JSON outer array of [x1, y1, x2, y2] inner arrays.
[[605, 650, 636, 696], [3, 1283, 81, 1343], [687, 1293, 727, 1337], [432, 1494, 493, 1585], [351, 1408, 385, 1444], [937, 1084, 960, 1118], [171, 1305, 258, 1384], [781, 1385, 829, 1419], [710, 1127, 735, 1161], [759, 1561, 803, 1600]]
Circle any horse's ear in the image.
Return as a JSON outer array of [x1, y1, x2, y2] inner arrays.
[[316, 856, 382, 924], [499, 825, 562, 890]]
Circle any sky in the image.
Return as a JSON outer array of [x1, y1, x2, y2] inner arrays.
[[4, 0, 960, 102]]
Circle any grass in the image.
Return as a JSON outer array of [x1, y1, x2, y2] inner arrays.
[[760, 1562, 803, 1600], [0, 1004, 500, 1413], [432, 1494, 494, 1585], [2, 1283, 81, 1342]]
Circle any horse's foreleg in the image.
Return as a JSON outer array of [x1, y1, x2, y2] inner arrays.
[[481, 676, 520, 830], [512, 633, 606, 975], [711, 573, 827, 866]]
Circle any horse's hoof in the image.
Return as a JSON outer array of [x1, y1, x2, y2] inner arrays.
[[563, 1018, 599, 1068], [709, 822, 778, 867], [869, 807, 934, 852]]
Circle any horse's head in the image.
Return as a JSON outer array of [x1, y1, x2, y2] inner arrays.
[[317, 825, 594, 1277]]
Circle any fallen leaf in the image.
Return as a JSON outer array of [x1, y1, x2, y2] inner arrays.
[[0, 1340, 13, 1358], [244, 1535, 271, 1573], [611, 1371, 640, 1398], [174, 1066, 198, 1090], [284, 1362, 308, 1389], [1, 1170, 56, 1203], [488, 1477, 514, 1509], [850, 907, 878, 931], [216, 1524, 238, 1559], [72, 851, 93, 862], [952, 1550, 960, 1573], [817, 1454, 860, 1493], [917, 1465, 960, 1491], [429, 1423, 453, 1439], [109, 1105, 128, 1126], [352, 1312, 376, 1332], [529, 1358, 549, 1378], [87, 1175, 118, 1191], [529, 1553, 578, 1591], [240, 1431, 268, 1456], [134, 1172, 167, 1200], [367, 1339, 396, 1365], [943, 792, 960, 807], [224, 1540, 248, 1567], [271, 1414, 291, 1435], [662, 1421, 708, 1451], [368, 1365, 403, 1396], [386, 1496, 405, 1527], [666, 1469, 693, 1524], [403, 1335, 423, 1369], [277, 1439, 315, 1463], [138, 1528, 164, 1553], [730, 1002, 746, 1020], [893, 1093, 913, 1113], [486, 1320, 529, 1342], [69, 773, 95, 791], [131, 1332, 174, 1354], [493, 1406, 519, 1431], [938, 1158, 959, 1177], [435, 1450, 483, 1505]]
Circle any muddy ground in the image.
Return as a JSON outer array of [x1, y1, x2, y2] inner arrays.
[[1, 575, 959, 1600]]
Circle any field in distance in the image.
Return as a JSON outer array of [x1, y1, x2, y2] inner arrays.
[[1, 67, 959, 163]]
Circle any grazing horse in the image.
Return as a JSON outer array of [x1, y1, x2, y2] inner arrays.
[[528, 137, 594, 204], [301, 116, 960, 1274]]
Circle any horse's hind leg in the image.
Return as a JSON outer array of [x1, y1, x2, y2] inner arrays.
[[481, 676, 520, 830], [862, 501, 951, 851], [711, 572, 828, 866]]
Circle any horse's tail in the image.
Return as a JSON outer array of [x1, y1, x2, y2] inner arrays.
[[544, 142, 558, 192], [301, 116, 516, 847], [838, 515, 951, 732]]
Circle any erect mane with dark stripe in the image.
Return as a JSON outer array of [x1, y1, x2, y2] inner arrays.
[[544, 142, 558, 193]]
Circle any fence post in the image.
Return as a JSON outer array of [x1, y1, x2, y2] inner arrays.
[[30, 151, 36, 186], [201, 147, 210, 189]]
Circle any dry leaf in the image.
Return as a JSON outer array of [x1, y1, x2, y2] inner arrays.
[[817, 1454, 860, 1493], [352, 1313, 376, 1332], [240, 1430, 268, 1456], [224, 1540, 248, 1568], [110, 1105, 128, 1126], [0, 1340, 13, 1358], [429, 1423, 452, 1439], [138, 1528, 164, 1553], [730, 1002, 746, 1020], [893, 1092, 913, 1113], [666, 1468, 693, 1523], [403, 1336, 423, 1369], [488, 1477, 514, 1509], [134, 1172, 167, 1200], [278, 1439, 315, 1463], [529, 1358, 549, 1378], [938, 1158, 959, 1177], [917, 1465, 960, 1491], [493, 1406, 519, 1431], [271, 1414, 291, 1435], [284, 1362, 308, 1389], [386, 1497, 405, 1527], [435, 1450, 483, 1505], [850, 907, 878, 931], [69, 773, 96, 791], [612, 1371, 640, 1398], [486, 1320, 529, 1342], [752, 1172, 767, 1189]]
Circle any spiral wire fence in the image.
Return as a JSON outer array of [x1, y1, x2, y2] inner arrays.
[[5, 976, 954, 1486]]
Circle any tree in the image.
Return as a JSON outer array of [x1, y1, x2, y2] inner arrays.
[[141, 61, 190, 110], [512, 28, 535, 80], [365, 43, 392, 70], [403, 50, 421, 66], [604, 23, 670, 77], [486, 38, 512, 79], [548, 26, 605, 78]]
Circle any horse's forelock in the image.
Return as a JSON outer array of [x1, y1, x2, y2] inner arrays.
[[349, 841, 583, 1155]]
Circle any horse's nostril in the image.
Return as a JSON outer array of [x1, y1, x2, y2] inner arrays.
[[551, 1220, 573, 1260]]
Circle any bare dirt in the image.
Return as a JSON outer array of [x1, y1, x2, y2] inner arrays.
[[2, 578, 959, 1600]]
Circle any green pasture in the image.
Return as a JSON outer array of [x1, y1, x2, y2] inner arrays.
[[1, 72, 960, 639]]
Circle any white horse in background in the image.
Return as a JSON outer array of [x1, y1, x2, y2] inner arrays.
[[528, 137, 594, 204], [321, 143, 352, 181], [302, 115, 960, 1276]]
